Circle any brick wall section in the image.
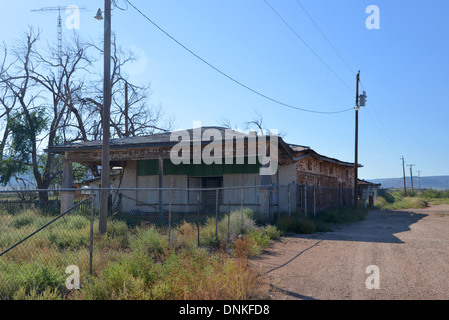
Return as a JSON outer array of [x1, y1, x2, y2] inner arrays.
[[296, 155, 354, 188]]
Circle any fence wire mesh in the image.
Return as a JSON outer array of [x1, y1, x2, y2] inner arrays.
[[0, 184, 353, 299]]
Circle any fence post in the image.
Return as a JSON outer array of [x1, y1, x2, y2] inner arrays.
[[215, 189, 219, 242], [276, 185, 281, 221], [158, 157, 163, 224], [228, 199, 231, 242], [313, 186, 316, 219], [269, 186, 273, 224], [256, 188, 260, 217], [168, 195, 172, 245], [276, 184, 281, 221], [288, 183, 291, 216], [304, 185, 307, 218], [240, 188, 244, 231], [197, 191, 200, 247], [89, 192, 95, 276]]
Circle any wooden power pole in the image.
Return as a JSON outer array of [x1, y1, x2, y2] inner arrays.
[[354, 71, 360, 208], [418, 170, 421, 192], [401, 157, 407, 196], [408, 164, 415, 192], [99, 0, 111, 235]]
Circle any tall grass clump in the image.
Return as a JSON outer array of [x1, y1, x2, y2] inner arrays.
[[0, 261, 66, 300], [276, 206, 369, 234], [218, 208, 256, 240], [375, 189, 428, 210], [129, 226, 168, 257], [276, 215, 316, 234]]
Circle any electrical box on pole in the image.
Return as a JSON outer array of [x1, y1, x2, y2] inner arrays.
[[359, 91, 367, 107]]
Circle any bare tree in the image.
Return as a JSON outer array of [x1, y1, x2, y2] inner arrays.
[[0, 28, 171, 196], [80, 34, 171, 142]]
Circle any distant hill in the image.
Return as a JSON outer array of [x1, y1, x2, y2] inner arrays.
[[367, 176, 449, 190]]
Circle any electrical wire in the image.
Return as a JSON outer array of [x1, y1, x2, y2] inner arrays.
[[359, 80, 403, 157], [294, 0, 357, 77], [284, 0, 403, 158], [263, 0, 355, 94], [124, 0, 354, 115]]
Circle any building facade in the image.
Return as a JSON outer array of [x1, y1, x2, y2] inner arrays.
[[47, 127, 360, 216]]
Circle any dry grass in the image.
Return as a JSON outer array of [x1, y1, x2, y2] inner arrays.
[[0, 208, 276, 300]]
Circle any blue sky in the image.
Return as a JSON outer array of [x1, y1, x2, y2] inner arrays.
[[1, 0, 448, 179]]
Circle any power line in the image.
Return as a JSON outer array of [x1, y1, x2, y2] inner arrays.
[[294, 0, 357, 76], [124, 0, 354, 115], [359, 79, 404, 157], [263, 0, 354, 93], [293, 0, 405, 157]]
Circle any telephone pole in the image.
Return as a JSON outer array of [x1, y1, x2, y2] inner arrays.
[[99, 0, 111, 235], [401, 157, 406, 196], [354, 71, 360, 208], [408, 164, 415, 192], [418, 170, 421, 192]]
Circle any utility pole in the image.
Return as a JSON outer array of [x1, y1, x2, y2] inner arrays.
[[354, 71, 360, 208], [408, 164, 415, 192], [418, 170, 421, 193], [99, 0, 111, 235], [401, 157, 407, 196], [125, 81, 129, 138]]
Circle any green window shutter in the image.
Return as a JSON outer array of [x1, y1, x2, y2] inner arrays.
[[137, 159, 159, 176], [138, 157, 262, 176]]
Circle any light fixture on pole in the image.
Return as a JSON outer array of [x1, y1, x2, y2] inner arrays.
[[94, 9, 103, 20]]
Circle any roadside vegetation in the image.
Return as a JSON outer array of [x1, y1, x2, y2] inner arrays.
[[13, 187, 447, 300], [0, 208, 281, 300], [275, 206, 370, 235], [374, 188, 449, 210]]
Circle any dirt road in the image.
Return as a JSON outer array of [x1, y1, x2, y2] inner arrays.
[[254, 205, 449, 300]]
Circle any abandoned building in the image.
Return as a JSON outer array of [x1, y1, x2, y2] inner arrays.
[[47, 126, 361, 217], [358, 179, 381, 207]]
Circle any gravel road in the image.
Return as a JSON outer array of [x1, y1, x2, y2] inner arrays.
[[254, 204, 449, 300]]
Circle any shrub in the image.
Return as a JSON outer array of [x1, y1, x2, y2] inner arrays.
[[218, 208, 256, 240], [319, 206, 368, 224], [79, 258, 152, 300], [382, 191, 396, 204], [11, 213, 37, 229], [199, 217, 221, 247], [275, 215, 315, 234], [252, 230, 270, 247], [0, 261, 65, 299], [13, 287, 62, 300], [129, 226, 168, 257], [263, 225, 282, 240], [172, 221, 198, 248], [47, 227, 90, 250], [293, 216, 316, 234]]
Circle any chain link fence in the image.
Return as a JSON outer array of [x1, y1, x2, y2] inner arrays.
[[0, 184, 353, 299]]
